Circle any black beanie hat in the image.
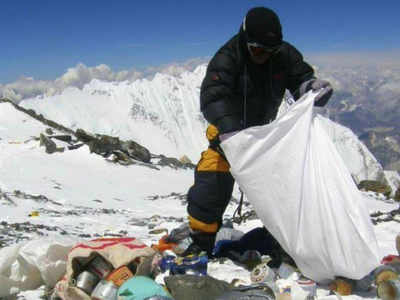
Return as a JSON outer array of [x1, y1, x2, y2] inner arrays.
[[243, 7, 283, 47]]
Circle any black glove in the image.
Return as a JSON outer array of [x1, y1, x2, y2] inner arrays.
[[299, 79, 333, 107]]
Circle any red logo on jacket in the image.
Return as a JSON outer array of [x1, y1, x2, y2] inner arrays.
[[273, 72, 284, 80]]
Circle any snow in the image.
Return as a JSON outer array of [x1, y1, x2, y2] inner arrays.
[[385, 170, 400, 197], [1, 70, 400, 299]]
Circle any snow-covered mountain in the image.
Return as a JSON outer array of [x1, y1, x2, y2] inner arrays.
[[313, 62, 400, 172], [18, 65, 396, 186], [20, 66, 208, 163], [3, 57, 400, 171]]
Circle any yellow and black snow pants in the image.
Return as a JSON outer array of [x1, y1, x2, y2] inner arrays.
[[187, 125, 235, 234]]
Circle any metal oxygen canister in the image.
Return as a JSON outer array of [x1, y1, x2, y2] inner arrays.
[[86, 254, 114, 279], [75, 271, 100, 294], [91, 279, 119, 300], [173, 236, 194, 255]]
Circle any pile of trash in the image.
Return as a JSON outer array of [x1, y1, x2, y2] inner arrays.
[[2, 226, 400, 299], [45, 224, 400, 300]]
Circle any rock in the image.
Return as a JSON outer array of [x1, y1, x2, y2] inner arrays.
[[45, 128, 54, 135], [384, 170, 400, 198], [88, 134, 120, 156], [68, 143, 85, 150], [179, 155, 192, 164], [75, 128, 96, 143], [156, 154, 195, 169], [110, 151, 135, 165], [51, 134, 73, 143], [121, 140, 151, 163], [358, 180, 392, 197], [395, 187, 400, 202], [359, 128, 400, 173], [40, 133, 57, 154], [76, 128, 151, 163], [149, 228, 168, 235]]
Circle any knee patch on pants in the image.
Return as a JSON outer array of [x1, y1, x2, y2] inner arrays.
[[188, 215, 219, 233], [197, 148, 230, 172]]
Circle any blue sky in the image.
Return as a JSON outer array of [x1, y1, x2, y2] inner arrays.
[[1, 0, 399, 84]]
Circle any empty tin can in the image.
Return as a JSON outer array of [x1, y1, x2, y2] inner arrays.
[[75, 271, 99, 295], [173, 236, 193, 255], [251, 262, 276, 283], [91, 279, 118, 300], [87, 255, 114, 279], [296, 277, 317, 297]]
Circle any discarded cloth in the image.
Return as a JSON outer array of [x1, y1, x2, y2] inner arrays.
[[0, 237, 76, 298], [164, 274, 231, 300], [118, 276, 173, 300], [213, 227, 291, 268]]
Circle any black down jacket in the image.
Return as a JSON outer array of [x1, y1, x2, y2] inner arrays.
[[201, 27, 315, 134]]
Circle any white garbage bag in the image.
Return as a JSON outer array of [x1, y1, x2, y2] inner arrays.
[[221, 91, 381, 282], [0, 237, 76, 297]]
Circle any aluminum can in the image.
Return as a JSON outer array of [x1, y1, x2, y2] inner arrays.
[[87, 255, 114, 279], [296, 278, 317, 297], [75, 271, 99, 294], [377, 279, 400, 300], [91, 279, 118, 300], [173, 236, 193, 255], [251, 262, 276, 283]]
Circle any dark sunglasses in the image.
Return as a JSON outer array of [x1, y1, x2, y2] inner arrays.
[[143, 297, 173, 300], [247, 41, 281, 56]]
